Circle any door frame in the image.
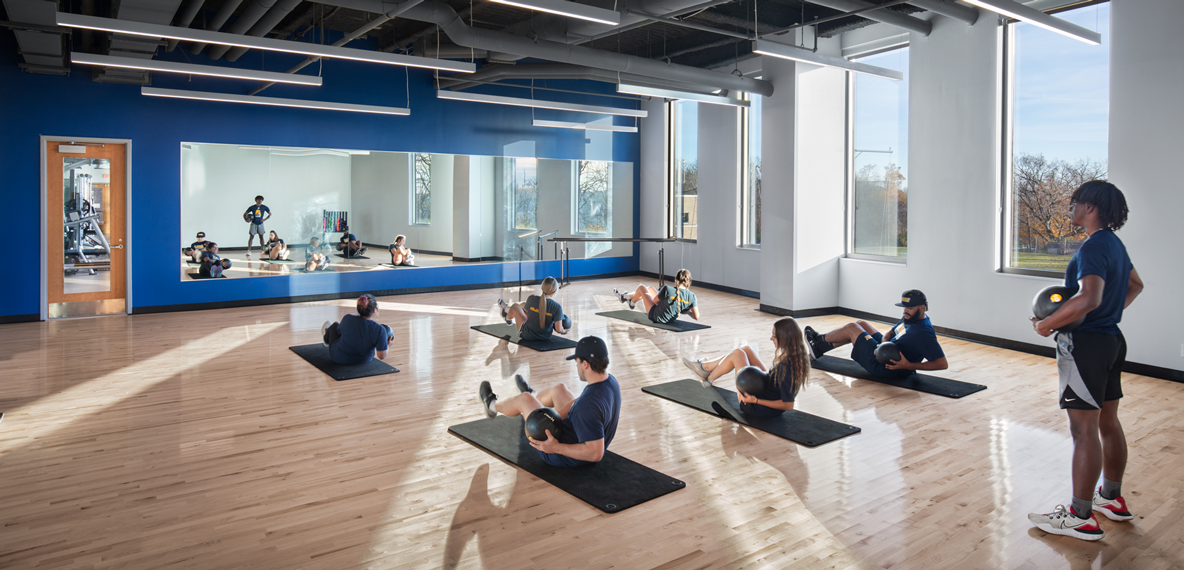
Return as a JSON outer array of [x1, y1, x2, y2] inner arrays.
[[40, 136, 134, 320]]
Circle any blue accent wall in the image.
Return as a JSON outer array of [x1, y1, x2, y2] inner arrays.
[[0, 41, 641, 319]]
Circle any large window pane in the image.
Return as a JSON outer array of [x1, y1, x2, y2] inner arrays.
[[670, 100, 698, 240], [742, 93, 762, 246], [412, 153, 431, 225], [1007, 3, 1109, 273], [851, 47, 909, 258], [509, 157, 537, 231], [575, 160, 612, 234]]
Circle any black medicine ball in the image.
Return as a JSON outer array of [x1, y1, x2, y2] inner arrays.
[[874, 342, 902, 364], [735, 366, 769, 396], [525, 407, 564, 441], [1032, 285, 1084, 331]]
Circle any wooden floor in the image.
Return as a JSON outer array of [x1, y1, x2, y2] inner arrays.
[[2, 278, 1182, 570]]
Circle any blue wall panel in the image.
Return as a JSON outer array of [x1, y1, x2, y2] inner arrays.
[[0, 45, 641, 319]]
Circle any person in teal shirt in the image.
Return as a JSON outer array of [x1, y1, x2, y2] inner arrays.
[[613, 269, 700, 324]]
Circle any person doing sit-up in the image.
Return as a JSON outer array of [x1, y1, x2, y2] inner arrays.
[[305, 237, 330, 271], [804, 289, 948, 379], [498, 277, 570, 341], [183, 231, 209, 263], [337, 226, 366, 257], [613, 269, 700, 324], [262, 230, 289, 260], [388, 235, 415, 266], [479, 336, 621, 467], [198, 242, 231, 277], [321, 294, 393, 365], [683, 317, 811, 417]]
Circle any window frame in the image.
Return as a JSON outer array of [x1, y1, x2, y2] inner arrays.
[[738, 91, 760, 249], [572, 160, 613, 236], [410, 152, 431, 226], [666, 99, 698, 242], [845, 46, 910, 263]]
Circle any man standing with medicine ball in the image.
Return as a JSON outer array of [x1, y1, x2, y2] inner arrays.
[[244, 195, 271, 259]]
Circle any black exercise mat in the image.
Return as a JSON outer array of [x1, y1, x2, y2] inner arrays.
[[380, 263, 415, 268], [449, 415, 685, 513], [596, 310, 711, 332], [187, 273, 226, 279], [258, 258, 300, 263], [335, 253, 370, 260], [288, 344, 400, 381], [811, 355, 986, 398], [471, 323, 579, 351], [642, 379, 860, 447]]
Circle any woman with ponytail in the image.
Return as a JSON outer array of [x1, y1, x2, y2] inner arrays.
[[498, 277, 571, 341], [614, 268, 700, 325], [321, 293, 394, 365], [682, 317, 811, 417]]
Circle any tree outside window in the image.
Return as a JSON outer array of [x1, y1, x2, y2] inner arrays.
[[412, 153, 431, 225]]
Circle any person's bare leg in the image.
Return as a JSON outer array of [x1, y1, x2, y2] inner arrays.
[[822, 322, 875, 348], [495, 392, 544, 417], [702, 348, 753, 382], [508, 304, 528, 330], [1068, 408, 1104, 508], [537, 383, 577, 415], [1098, 399, 1128, 486], [631, 285, 660, 312]]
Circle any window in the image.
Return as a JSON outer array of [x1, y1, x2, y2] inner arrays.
[[668, 100, 698, 240], [412, 153, 431, 225], [574, 160, 612, 234], [508, 157, 538, 231], [740, 92, 762, 246], [849, 47, 909, 259], [1003, 2, 1109, 275]]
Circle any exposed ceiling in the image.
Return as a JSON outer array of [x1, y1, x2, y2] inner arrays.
[[0, 0, 974, 96]]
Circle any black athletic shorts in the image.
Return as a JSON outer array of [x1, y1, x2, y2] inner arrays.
[[1056, 331, 1126, 410], [851, 332, 913, 380]]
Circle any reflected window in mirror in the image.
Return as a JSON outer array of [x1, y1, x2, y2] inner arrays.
[[509, 157, 538, 231], [412, 153, 431, 225], [575, 160, 611, 235]]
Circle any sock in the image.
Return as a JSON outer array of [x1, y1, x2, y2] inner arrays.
[[487, 398, 498, 416], [1100, 478, 1122, 500], [1070, 496, 1093, 519], [815, 333, 835, 354]]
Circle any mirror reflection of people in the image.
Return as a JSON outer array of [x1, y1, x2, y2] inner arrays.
[[683, 318, 811, 419], [498, 277, 569, 341], [804, 289, 948, 379], [388, 235, 415, 266], [614, 269, 700, 324], [262, 230, 289, 261], [321, 294, 393, 365], [304, 237, 330, 271], [244, 195, 270, 259], [183, 231, 209, 263], [478, 336, 621, 467], [337, 226, 365, 257], [198, 242, 231, 277]]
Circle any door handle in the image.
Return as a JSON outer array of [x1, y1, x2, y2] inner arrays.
[[110, 245, 124, 249]]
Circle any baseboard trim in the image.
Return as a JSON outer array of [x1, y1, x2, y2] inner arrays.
[[639, 271, 760, 299], [759, 304, 838, 318], [0, 313, 40, 324], [452, 256, 506, 263]]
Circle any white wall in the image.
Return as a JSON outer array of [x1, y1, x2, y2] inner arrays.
[[351, 152, 454, 254], [181, 144, 351, 247]]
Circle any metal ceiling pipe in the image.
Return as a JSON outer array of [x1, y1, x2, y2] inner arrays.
[[908, 0, 978, 24], [312, 0, 774, 96], [208, 0, 282, 60], [805, 0, 931, 36], [223, 0, 305, 61], [167, 0, 207, 51], [191, 0, 244, 53]]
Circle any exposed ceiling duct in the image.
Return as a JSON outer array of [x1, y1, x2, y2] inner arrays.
[[311, 0, 775, 96], [96, 0, 185, 84], [437, 62, 730, 96], [191, 0, 244, 54], [807, 0, 931, 35], [2, 0, 68, 74], [167, 0, 207, 51], [221, 0, 303, 61]]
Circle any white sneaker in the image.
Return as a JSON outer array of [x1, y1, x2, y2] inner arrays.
[[1028, 505, 1104, 541], [682, 355, 712, 387], [321, 321, 332, 347], [1093, 488, 1134, 521], [613, 289, 635, 309]]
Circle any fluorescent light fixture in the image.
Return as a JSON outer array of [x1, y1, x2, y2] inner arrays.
[[616, 83, 749, 108], [532, 119, 638, 133], [238, 146, 370, 154], [960, 0, 1101, 45], [142, 87, 411, 115], [437, 90, 647, 117], [57, 13, 476, 73], [71, 53, 323, 86], [752, 39, 904, 81], [489, 0, 620, 25]]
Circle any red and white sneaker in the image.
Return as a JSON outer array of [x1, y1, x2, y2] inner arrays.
[[1028, 505, 1105, 541], [1093, 488, 1134, 521]]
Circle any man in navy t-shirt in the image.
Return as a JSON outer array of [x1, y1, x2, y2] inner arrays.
[[1027, 180, 1144, 542], [479, 336, 621, 468], [337, 226, 366, 258], [804, 289, 949, 379], [244, 195, 271, 259]]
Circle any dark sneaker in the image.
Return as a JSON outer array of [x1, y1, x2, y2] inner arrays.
[[1028, 505, 1105, 541], [515, 374, 535, 394], [1093, 488, 1134, 521], [804, 326, 828, 360], [357, 246, 367, 256], [497, 299, 512, 324], [479, 381, 498, 419]]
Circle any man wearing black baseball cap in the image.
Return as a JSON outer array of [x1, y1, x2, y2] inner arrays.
[[478, 335, 622, 467], [184, 231, 210, 263], [804, 289, 948, 379]]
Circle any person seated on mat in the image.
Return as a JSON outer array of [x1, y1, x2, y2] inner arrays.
[[183, 231, 209, 263], [681, 317, 811, 416], [388, 234, 415, 266], [337, 226, 366, 257], [321, 294, 394, 365], [479, 336, 620, 467], [261, 230, 289, 261], [613, 269, 700, 324], [198, 242, 232, 277], [497, 277, 570, 341], [305, 237, 331, 271], [244, 195, 271, 259], [804, 289, 948, 379]]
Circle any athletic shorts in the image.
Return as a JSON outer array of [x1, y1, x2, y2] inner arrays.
[[1056, 331, 1125, 410], [518, 324, 552, 342], [537, 450, 588, 468], [248, 222, 266, 236], [851, 332, 914, 379], [739, 401, 784, 418], [647, 303, 674, 324]]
